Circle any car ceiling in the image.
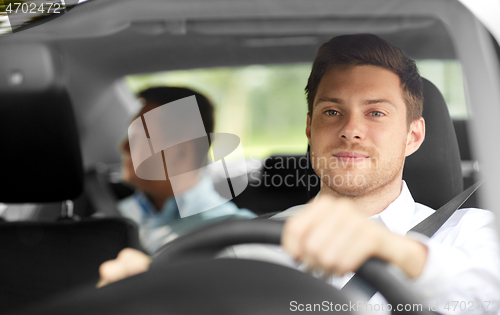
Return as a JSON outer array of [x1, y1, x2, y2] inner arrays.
[[2, 0, 456, 75]]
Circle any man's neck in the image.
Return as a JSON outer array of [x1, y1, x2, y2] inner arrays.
[[145, 184, 174, 212], [145, 171, 202, 212], [319, 178, 403, 217]]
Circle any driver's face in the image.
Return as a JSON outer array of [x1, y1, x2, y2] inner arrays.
[[307, 65, 419, 197]]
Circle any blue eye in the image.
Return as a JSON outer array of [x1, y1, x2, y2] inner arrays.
[[370, 111, 384, 117], [326, 110, 340, 116]]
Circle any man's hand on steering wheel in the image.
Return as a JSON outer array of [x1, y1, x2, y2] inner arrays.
[[282, 195, 428, 279]]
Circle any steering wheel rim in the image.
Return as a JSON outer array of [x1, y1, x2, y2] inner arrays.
[[152, 219, 435, 315], [151, 219, 283, 264]]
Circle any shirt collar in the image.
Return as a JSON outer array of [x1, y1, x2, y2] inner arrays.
[[275, 181, 417, 230], [136, 174, 216, 221], [135, 171, 241, 221], [370, 180, 416, 235], [173, 173, 220, 217], [134, 173, 212, 219], [134, 191, 179, 221]]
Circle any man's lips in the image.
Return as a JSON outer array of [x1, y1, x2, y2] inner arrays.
[[333, 151, 370, 160]]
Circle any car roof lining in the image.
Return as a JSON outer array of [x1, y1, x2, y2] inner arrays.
[[56, 18, 454, 79], [2, 0, 458, 77]]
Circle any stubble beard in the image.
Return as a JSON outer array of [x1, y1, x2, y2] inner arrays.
[[313, 141, 406, 197]]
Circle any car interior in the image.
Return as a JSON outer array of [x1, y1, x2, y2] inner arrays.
[[1, 0, 500, 314]]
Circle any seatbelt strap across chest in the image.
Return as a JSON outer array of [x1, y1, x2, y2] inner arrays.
[[409, 181, 482, 236], [340, 181, 483, 299]]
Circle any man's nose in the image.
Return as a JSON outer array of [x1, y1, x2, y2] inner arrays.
[[340, 113, 364, 141]]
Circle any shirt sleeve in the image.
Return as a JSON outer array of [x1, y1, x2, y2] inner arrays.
[[409, 210, 500, 314]]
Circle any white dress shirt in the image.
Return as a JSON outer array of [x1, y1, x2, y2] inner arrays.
[[224, 181, 500, 314]]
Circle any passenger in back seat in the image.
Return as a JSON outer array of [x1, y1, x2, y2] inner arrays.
[[117, 87, 255, 254]]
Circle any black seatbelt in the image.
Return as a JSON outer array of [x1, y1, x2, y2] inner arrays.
[[409, 181, 482, 236], [341, 181, 483, 300], [85, 169, 123, 218]]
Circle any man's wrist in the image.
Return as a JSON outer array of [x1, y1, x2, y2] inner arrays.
[[380, 233, 428, 279]]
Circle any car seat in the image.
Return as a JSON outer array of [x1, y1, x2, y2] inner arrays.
[[0, 44, 142, 311], [402, 78, 463, 209]]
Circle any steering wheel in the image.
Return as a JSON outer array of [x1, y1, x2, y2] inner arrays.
[[11, 219, 435, 315], [150, 219, 434, 314]]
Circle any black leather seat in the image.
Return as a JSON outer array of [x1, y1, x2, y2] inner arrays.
[[229, 155, 310, 215], [403, 78, 463, 209], [0, 45, 142, 311]]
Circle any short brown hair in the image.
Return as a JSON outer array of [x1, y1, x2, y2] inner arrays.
[[305, 34, 423, 125]]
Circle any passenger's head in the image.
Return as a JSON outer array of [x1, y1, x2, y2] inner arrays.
[[137, 87, 215, 136], [120, 86, 215, 206], [306, 33, 423, 127]]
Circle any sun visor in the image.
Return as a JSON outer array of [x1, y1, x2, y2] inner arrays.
[[0, 43, 61, 93]]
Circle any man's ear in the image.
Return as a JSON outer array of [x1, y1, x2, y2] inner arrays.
[[405, 117, 425, 157], [306, 113, 312, 144]]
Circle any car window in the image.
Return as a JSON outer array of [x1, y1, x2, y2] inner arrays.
[[416, 59, 467, 119], [125, 59, 468, 159], [126, 64, 311, 159]]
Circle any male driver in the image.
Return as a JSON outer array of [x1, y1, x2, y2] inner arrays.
[[278, 34, 499, 308], [118, 87, 255, 254], [99, 35, 499, 311]]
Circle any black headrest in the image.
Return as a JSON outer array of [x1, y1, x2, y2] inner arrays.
[[0, 43, 83, 203], [0, 89, 84, 202], [403, 78, 462, 209]]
